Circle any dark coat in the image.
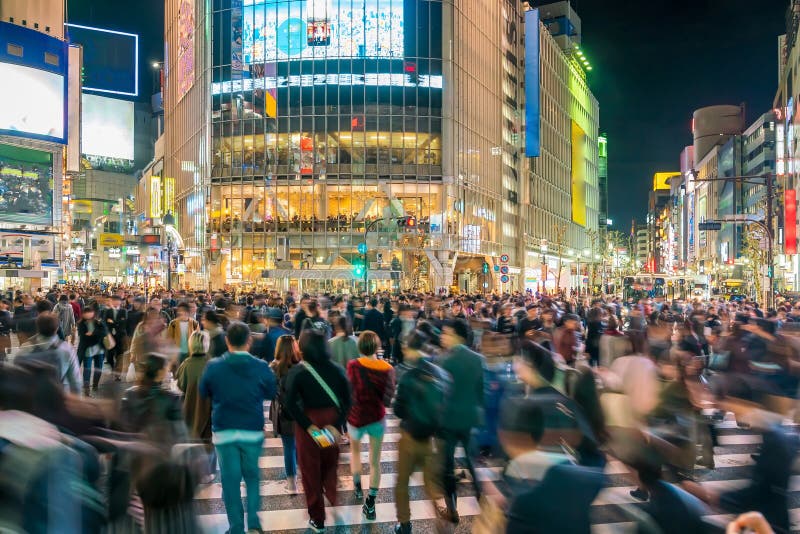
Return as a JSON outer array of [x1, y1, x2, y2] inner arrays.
[[439, 344, 485, 431]]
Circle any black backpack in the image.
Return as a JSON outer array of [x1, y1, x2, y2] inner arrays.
[[408, 366, 449, 438]]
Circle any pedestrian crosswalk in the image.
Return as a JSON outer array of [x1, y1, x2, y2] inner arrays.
[[195, 405, 799, 533]]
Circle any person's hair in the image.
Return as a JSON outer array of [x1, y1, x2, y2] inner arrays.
[[369, 298, 378, 307], [204, 309, 222, 326], [500, 399, 545, 443], [225, 321, 250, 348], [35, 312, 59, 337], [307, 299, 319, 313], [569, 365, 607, 444], [606, 315, 619, 331], [444, 318, 470, 342], [520, 341, 556, 382], [177, 302, 190, 312], [403, 329, 430, 351], [141, 353, 168, 387], [273, 335, 301, 377], [333, 315, 352, 336], [189, 330, 210, 357], [358, 330, 380, 356], [35, 299, 53, 313], [58, 294, 68, 302], [298, 329, 331, 365]]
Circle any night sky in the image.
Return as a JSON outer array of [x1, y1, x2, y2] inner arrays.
[[67, 0, 788, 232], [577, 0, 787, 231]]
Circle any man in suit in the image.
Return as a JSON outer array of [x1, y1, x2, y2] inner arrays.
[[102, 295, 128, 380], [438, 318, 485, 523]]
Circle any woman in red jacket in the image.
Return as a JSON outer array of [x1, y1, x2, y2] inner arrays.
[[346, 330, 396, 520]]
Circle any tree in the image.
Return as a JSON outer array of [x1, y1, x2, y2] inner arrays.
[[741, 224, 767, 302]]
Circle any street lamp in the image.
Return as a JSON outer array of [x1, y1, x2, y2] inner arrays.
[[163, 212, 176, 292]]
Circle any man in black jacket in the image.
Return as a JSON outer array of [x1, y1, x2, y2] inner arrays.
[[102, 295, 128, 380], [361, 298, 387, 343]]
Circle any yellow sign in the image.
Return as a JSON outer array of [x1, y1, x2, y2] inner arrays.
[[150, 176, 162, 218], [570, 120, 586, 227], [71, 199, 92, 213], [99, 233, 124, 247], [653, 172, 680, 191], [164, 176, 175, 216]]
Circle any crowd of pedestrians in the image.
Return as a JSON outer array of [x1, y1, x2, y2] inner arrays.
[[0, 283, 797, 534]]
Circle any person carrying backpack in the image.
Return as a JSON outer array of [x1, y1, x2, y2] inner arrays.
[[392, 329, 452, 534]]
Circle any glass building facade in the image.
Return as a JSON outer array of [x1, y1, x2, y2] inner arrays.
[[162, 0, 600, 292]]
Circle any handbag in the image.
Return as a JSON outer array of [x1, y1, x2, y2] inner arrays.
[[103, 333, 116, 351]]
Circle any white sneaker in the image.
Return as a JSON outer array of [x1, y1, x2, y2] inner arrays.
[[285, 476, 298, 494]]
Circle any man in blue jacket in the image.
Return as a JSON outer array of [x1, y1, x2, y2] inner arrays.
[[200, 321, 277, 534]]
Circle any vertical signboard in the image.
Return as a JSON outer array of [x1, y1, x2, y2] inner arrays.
[[524, 9, 540, 157], [150, 176, 162, 218], [571, 120, 586, 226], [177, 0, 195, 102], [786, 189, 797, 255]]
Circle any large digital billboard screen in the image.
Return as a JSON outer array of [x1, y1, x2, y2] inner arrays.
[[81, 94, 134, 160], [0, 144, 53, 226], [65, 23, 138, 97], [242, 0, 404, 63], [0, 63, 65, 143]]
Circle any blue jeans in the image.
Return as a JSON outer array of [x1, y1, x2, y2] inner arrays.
[[281, 434, 297, 477], [79, 350, 104, 388], [215, 439, 263, 534]]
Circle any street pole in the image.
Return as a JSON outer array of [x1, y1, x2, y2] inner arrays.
[[167, 235, 172, 292], [766, 173, 774, 309], [364, 218, 382, 294]]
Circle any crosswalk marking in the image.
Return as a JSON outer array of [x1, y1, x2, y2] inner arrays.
[[196, 405, 794, 534], [198, 497, 483, 532], [195, 467, 504, 500]]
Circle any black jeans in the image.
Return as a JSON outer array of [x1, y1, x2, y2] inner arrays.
[[438, 428, 481, 512]]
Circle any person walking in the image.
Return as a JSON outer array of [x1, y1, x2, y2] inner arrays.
[[328, 315, 359, 368], [102, 295, 128, 380], [202, 310, 227, 358], [15, 312, 81, 394], [76, 304, 109, 395], [285, 329, 351, 533], [53, 294, 76, 344], [252, 308, 291, 363], [176, 330, 214, 482], [393, 330, 451, 534], [167, 302, 199, 364], [0, 299, 13, 360], [438, 318, 485, 523], [269, 334, 302, 493], [199, 322, 277, 534], [346, 330, 396, 520]]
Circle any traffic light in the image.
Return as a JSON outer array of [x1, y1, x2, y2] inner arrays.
[[482, 262, 490, 274], [353, 261, 365, 277], [397, 216, 417, 230]]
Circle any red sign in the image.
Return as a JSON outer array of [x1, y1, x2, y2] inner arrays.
[[786, 189, 797, 255]]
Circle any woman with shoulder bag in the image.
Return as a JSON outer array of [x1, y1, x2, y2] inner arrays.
[[285, 330, 352, 533], [346, 330, 396, 520], [269, 334, 301, 493]]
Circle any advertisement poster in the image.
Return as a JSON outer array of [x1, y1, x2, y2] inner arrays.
[[232, 0, 244, 82], [177, 0, 196, 101], [0, 144, 53, 225], [242, 0, 404, 63]]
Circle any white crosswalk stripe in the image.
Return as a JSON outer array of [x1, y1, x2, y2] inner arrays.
[[195, 404, 797, 534]]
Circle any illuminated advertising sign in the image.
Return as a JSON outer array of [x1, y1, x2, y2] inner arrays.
[[164, 177, 176, 216], [0, 144, 53, 225], [524, 9, 541, 157], [0, 22, 67, 144], [242, 0, 404, 63], [0, 63, 65, 142], [571, 120, 586, 226], [786, 189, 797, 255], [65, 23, 138, 97], [150, 176, 162, 218], [211, 73, 442, 94], [177, 0, 196, 101], [81, 94, 134, 160]]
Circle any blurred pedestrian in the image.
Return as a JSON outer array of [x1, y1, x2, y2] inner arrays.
[[269, 334, 302, 493]]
